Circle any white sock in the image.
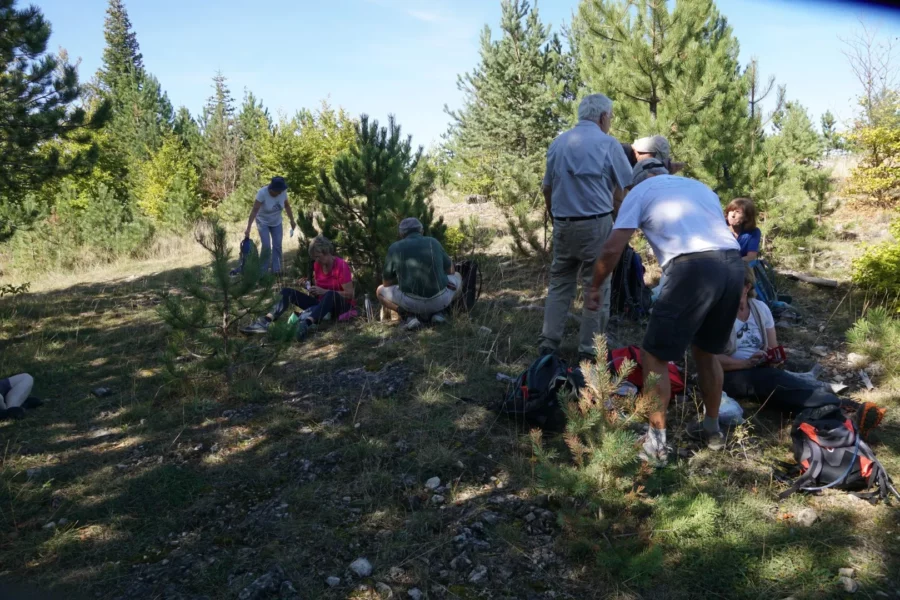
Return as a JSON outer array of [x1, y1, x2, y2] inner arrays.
[[645, 427, 666, 451]]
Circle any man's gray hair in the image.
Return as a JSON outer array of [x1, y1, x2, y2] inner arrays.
[[577, 94, 613, 123], [308, 235, 335, 258], [631, 158, 669, 187], [399, 217, 424, 237]]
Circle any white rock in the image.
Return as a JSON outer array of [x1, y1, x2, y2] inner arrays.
[[840, 576, 859, 593], [43, 521, 56, 530], [425, 477, 441, 490], [408, 588, 423, 600], [795, 507, 818, 528], [838, 567, 855, 578], [811, 346, 829, 357], [375, 581, 394, 598], [326, 576, 341, 587], [847, 353, 869, 368], [468, 565, 488, 584], [350, 557, 373, 577]]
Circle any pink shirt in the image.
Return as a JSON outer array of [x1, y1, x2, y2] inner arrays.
[[314, 256, 355, 305]]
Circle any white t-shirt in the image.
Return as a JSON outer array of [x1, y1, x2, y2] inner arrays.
[[614, 175, 739, 268], [730, 299, 775, 360], [255, 187, 287, 227]]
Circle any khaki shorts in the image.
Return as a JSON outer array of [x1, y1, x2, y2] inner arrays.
[[380, 273, 462, 316]]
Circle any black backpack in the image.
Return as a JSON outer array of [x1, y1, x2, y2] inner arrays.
[[777, 405, 899, 502], [496, 354, 585, 426], [452, 260, 482, 313], [610, 245, 652, 319]]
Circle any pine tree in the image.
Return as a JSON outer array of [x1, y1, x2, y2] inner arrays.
[[297, 114, 446, 290], [174, 106, 203, 168], [160, 219, 292, 394], [446, 0, 573, 199], [0, 0, 111, 233], [199, 73, 240, 204], [96, 0, 172, 174], [576, 0, 751, 195], [820, 110, 844, 155], [237, 91, 272, 190], [97, 0, 143, 91]]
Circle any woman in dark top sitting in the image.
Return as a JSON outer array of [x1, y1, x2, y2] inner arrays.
[[725, 197, 762, 261]]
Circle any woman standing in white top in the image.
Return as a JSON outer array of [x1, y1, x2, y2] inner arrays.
[[244, 176, 296, 274]]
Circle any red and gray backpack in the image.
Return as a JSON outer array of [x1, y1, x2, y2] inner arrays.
[[777, 405, 899, 502]]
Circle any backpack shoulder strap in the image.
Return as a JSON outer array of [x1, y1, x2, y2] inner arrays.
[[748, 299, 770, 352]]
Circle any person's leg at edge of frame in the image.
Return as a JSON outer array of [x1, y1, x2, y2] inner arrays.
[[539, 223, 577, 354], [3, 373, 34, 410]]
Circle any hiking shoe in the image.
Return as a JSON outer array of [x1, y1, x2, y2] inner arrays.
[[241, 317, 270, 334], [578, 352, 598, 365], [405, 317, 422, 331], [637, 435, 669, 468], [23, 396, 43, 409], [431, 313, 447, 325], [685, 420, 726, 451]]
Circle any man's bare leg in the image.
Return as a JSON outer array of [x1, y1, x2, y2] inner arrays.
[[690, 345, 726, 450], [640, 349, 672, 463]]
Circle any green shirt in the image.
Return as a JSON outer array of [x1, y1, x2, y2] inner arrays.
[[383, 233, 451, 297]]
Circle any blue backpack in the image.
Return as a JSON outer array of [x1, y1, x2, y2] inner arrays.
[[497, 355, 585, 427], [750, 258, 792, 318], [230, 238, 257, 276]]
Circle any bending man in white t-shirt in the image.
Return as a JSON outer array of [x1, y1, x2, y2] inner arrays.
[[586, 157, 744, 466]]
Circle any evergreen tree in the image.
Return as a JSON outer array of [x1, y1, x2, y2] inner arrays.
[[160, 219, 291, 394], [0, 0, 110, 234], [576, 0, 751, 194], [174, 106, 203, 168], [297, 114, 446, 289], [820, 110, 844, 155], [97, 0, 143, 91], [236, 91, 272, 192], [199, 73, 240, 204], [96, 0, 172, 175], [446, 0, 573, 199]]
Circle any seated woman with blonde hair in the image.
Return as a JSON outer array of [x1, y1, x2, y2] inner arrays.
[[242, 235, 356, 339]]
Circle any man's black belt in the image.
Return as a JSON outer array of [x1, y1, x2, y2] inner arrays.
[[553, 212, 611, 222]]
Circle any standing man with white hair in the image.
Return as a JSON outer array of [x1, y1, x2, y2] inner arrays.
[[539, 93, 634, 362], [586, 158, 743, 466]]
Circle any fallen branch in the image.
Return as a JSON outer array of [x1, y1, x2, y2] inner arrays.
[[775, 269, 838, 288]]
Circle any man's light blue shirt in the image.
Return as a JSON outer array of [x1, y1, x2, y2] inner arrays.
[[542, 120, 633, 218]]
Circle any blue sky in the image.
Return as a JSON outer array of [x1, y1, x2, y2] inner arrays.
[[33, 0, 900, 147]]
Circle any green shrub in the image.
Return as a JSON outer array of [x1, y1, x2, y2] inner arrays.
[[847, 306, 900, 381], [852, 217, 900, 296], [443, 225, 465, 258]]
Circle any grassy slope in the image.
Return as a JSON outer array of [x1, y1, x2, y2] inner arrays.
[[1, 230, 899, 599]]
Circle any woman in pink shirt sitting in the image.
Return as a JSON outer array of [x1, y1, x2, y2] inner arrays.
[[242, 235, 355, 339]]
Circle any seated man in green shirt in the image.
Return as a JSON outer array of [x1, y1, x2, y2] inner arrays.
[[377, 217, 461, 328]]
